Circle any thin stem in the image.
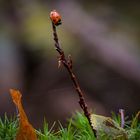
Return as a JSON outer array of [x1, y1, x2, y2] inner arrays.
[[119, 109, 125, 128], [51, 22, 96, 136]]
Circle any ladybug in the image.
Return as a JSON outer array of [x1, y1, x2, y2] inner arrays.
[[50, 10, 62, 26]]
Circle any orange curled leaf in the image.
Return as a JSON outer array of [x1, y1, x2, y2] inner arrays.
[[10, 89, 37, 140]]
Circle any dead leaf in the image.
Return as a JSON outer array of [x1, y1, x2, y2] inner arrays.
[[10, 89, 37, 140], [90, 114, 128, 139]]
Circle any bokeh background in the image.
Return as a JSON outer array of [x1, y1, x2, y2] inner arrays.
[[0, 0, 140, 128]]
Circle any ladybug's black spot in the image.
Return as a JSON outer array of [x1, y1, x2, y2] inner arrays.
[[55, 19, 62, 26]]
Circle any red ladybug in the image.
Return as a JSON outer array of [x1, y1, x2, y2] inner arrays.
[[50, 10, 62, 26]]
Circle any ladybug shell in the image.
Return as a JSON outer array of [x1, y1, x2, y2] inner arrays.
[[50, 10, 62, 26]]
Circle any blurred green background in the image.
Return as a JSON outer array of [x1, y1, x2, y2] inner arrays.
[[0, 0, 140, 128]]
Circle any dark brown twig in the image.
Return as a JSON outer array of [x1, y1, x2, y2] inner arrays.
[[51, 21, 96, 136]]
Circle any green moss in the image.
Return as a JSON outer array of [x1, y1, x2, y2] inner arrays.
[[0, 112, 139, 140]]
